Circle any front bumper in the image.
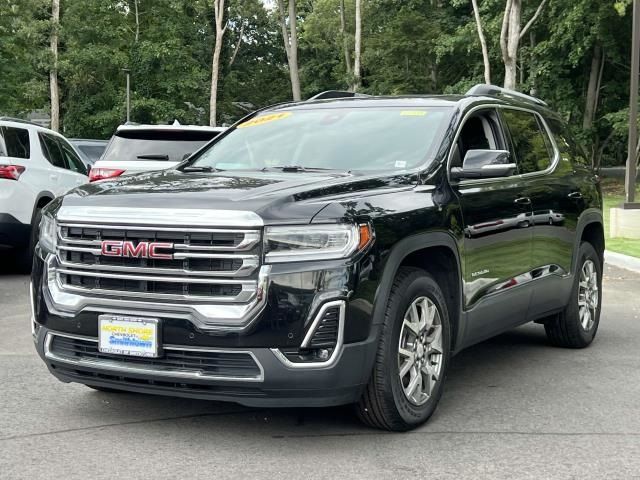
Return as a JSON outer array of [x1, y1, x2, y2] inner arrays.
[[34, 324, 379, 407], [31, 244, 382, 407]]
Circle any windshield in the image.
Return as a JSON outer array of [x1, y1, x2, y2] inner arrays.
[[102, 130, 220, 163], [189, 106, 451, 172]]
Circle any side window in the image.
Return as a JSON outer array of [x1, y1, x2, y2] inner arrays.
[[58, 137, 87, 175], [1, 127, 30, 159], [452, 109, 505, 168], [502, 109, 554, 174], [39, 133, 66, 168], [547, 118, 590, 168]]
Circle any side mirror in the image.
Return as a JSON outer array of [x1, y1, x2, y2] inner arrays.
[[450, 149, 516, 180]]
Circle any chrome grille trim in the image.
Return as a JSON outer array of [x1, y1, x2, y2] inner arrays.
[[56, 206, 264, 228], [44, 331, 265, 382], [48, 207, 269, 331], [57, 255, 259, 278], [57, 225, 261, 252]]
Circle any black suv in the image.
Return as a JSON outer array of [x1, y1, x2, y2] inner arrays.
[[31, 85, 604, 431]]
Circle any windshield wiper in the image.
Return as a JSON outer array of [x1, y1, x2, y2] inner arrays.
[[264, 165, 342, 173], [182, 165, 218, 173], [137, 154, 170, 160]]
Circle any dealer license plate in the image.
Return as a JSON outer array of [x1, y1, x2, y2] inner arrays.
[[98, 315, 159, 358]]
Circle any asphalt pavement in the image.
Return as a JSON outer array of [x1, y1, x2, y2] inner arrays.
[[1, 263, 639, 479]]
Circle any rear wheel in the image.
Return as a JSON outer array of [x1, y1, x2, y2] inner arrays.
[[356, 267, 451, 431], [544, 242, 602, 348]]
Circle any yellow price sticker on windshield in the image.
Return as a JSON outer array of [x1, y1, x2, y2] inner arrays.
[[238, 112, 292, 128], [400, 110, 428, 116]]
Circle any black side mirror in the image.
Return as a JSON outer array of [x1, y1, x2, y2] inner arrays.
[[450, 149, 516, 180]]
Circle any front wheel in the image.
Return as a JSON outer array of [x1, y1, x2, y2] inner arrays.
[[544, 242, 602, 348], [356, 267, 451, 431]]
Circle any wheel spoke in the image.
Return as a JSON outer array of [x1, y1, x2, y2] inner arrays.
[[399, 358, 414, 378], [406, 371, 422, 398], [403, 318, 420, 336]]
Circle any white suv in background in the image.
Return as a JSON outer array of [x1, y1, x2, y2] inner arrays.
[[0, 118, 88, 270], [90, 123, 226, 181]]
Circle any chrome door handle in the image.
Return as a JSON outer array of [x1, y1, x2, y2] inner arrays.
[[514, 197, 531, 205], [568, 191, 583, 199]]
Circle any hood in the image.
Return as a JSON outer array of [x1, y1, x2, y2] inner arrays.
[[58, 169, 419, 224]]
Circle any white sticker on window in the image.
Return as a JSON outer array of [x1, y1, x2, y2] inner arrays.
[[395, 160, 407, 168]]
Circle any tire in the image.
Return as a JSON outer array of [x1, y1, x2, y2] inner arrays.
[[16, 208, 42, 273], [356, 267, 451, 431], [544, 242, 602, 348]]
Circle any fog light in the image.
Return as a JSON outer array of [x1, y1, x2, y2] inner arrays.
[[316, 349, 330, 361]]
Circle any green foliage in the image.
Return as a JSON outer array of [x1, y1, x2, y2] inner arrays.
[[0, 0, 635, 167]]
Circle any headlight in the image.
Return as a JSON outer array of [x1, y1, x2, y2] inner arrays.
[[264, 223, 372, 263], [39, 214, 57, 254]]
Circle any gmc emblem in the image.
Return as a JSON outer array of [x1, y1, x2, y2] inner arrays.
[[100, 240, 174, 259]]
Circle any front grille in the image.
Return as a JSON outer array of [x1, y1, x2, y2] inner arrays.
[[55, 222, 261, 302], [307, 306, 340, 348], [48, 334, 263, 381]]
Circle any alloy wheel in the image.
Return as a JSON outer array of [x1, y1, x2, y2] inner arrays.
[[397, 296, 444, 406], [578, 259, 599, 331]]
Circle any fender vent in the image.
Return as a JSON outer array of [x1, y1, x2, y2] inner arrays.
[[307, 306, 340, 349]]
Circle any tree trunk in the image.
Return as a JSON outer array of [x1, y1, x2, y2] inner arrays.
[[471, 0, 491, 84], [583, 44, 603, 130], [339, 0, 351, 77], [500, 0, 547, 90], [277, 0, 301, 101], [209, 0, 226, 127], [353, 0, 362, 92], [49, 0, 60, 132], [134, 0, 140, 43]]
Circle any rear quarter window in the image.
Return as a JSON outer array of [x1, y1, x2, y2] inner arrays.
[[501, 109, 553, 175], [0, 126, 30, 159]]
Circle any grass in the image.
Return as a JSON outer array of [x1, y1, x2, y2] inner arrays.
[[601, 178, 640, 259]]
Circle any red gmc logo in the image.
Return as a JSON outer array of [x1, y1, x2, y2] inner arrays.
[[100, 240, 174, 259]]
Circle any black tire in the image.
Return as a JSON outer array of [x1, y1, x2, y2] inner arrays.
[[356, 267, 451, 431], [544, 242, 602, 348], [16, 208, 42, 273]]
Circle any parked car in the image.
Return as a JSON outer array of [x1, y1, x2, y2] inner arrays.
[[69, 139, 108, 166], [31, 86, 603, 431], [0, 117, 88, 270], [89, 124, 226, 181]]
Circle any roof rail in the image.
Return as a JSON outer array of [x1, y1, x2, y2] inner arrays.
[[308, 90, 370, 101], [465, 84, 547, 106], [0, 116, 42, 127]]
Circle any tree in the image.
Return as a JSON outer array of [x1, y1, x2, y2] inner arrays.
[[210, 0, 227, 126], [500, 0, 547, 90], [339, 0, 351, 79], [277, 0, 301, 101], [353, 0, 362, 91], [471, 0, 490, 84], [50, 0, 60, 131]]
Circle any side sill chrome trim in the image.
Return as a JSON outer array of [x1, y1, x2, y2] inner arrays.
[[56, 206, 264, 228], [270, 300, 345, 369], [44, 331, 265, 383]]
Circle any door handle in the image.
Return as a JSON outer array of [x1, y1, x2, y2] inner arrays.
[[514, 197, 531, 205], [568, 191, 583, 200], [49, 174, 58, 181]]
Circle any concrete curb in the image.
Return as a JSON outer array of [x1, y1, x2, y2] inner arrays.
[[604, 250, 640, 274]]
